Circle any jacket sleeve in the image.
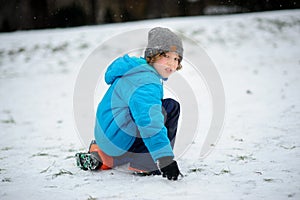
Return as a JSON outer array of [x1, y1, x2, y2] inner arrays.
[[129, 83, 174, 162]]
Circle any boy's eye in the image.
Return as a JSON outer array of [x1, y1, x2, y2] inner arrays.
[[162, 54, 169, 58], [174, 57, 181, 63]]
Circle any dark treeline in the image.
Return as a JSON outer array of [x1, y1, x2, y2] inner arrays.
[[0, 0, 299, 32]]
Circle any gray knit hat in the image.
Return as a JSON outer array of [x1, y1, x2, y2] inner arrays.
[[144, 27, 183, 59]]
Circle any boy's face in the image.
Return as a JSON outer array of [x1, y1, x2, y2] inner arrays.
[[153, 52, 181, 79]]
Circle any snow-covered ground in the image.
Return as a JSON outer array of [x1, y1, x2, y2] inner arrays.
[[0, 10, 299, 200]]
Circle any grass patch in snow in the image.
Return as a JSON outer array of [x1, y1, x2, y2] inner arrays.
[[40, 161, 56, 173], [188, 168, 205, 173], [87, 196, 98, 200], [51, 42, 69, 53], [31, 152, 58, 157], [1, 147, 13, 151], [279, 145, 296, 150], [40, 166, 51, 174], [65, 155, 75, 160], [263, 178, 275, 182], [2, 177, 11, 182], [234, 154, 256, 162], [52, 169, 73, 179], [1, 117, 16, 124], [212, 168, 232, 176], [255, 17, 300, 33]]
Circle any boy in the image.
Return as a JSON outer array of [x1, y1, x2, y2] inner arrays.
[[76, 27, 183, 181]]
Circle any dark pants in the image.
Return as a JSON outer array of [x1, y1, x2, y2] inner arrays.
[[113, 98, 180, 171]]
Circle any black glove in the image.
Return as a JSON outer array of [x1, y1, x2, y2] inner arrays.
[[158, 156, 180, 181]]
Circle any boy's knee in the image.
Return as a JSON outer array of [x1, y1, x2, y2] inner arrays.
[[163, 98, 180, 113]]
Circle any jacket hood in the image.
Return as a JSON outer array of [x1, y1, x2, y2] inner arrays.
[[105, 54, 161, 85]]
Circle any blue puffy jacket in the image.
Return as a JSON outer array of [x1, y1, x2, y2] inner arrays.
[[94, 54, 174, 162]]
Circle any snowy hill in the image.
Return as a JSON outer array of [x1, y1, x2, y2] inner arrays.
[[0, 10, 300, 199]]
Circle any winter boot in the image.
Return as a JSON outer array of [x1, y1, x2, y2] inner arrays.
[[75, 151, 102, 171]]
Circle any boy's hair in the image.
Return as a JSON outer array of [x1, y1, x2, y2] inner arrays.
[[146, 52, 183, 71]]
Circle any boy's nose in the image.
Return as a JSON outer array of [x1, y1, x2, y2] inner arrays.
[[168, 61, 177, 70]]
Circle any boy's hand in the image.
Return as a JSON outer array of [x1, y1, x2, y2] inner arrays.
[[158, 157, 180, 180]]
